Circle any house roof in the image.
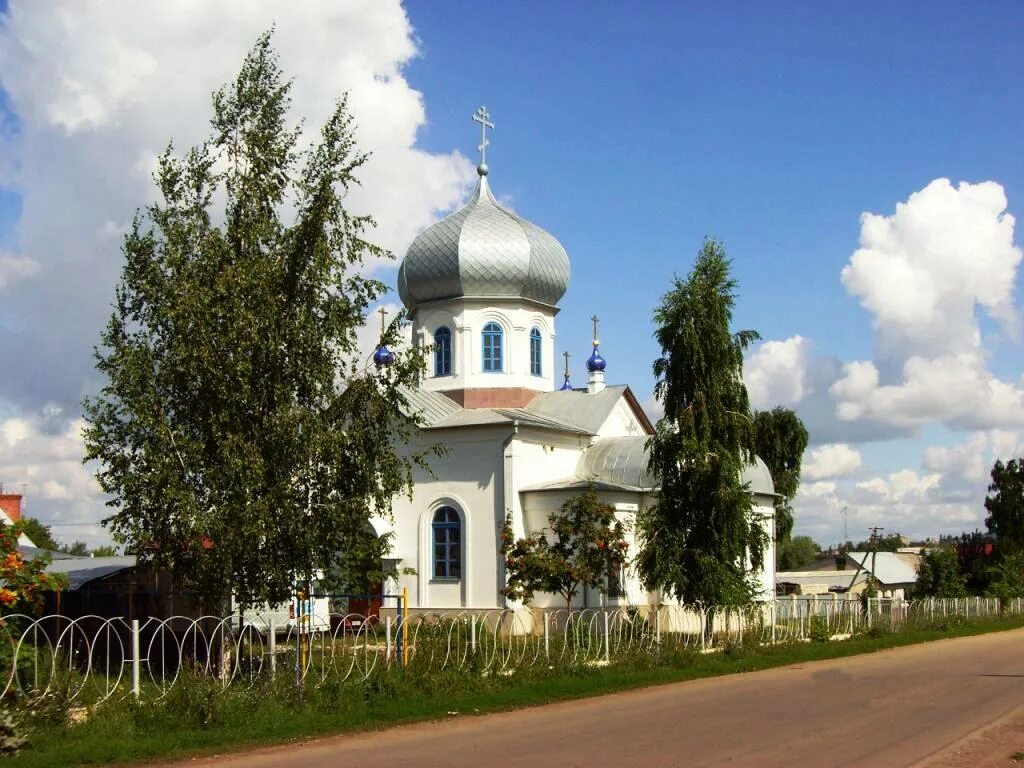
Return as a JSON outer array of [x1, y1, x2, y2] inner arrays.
[[428, 407, 591, 434], [525, 385, 653, 435], [44, 556, 137, 590], [399, 384, 641, 437], [18, 545, 76, 561], [776, 569, 868, 591], [846, 552, 919, 585]]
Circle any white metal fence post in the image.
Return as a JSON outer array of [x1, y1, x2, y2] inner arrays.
[[385, 615, 392, 664], [131, 619, 140, 700], [268, 618, 276, 678], [604, 608, 611, 663], [655, 606, 662, 647], [470, 615, 477, 656], [543, 612, 550, 662]]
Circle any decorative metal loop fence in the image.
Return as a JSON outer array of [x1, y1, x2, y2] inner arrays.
[[1, 597, 1019, 705]]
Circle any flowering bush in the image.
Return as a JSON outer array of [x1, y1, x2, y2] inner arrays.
[[0, 523, 64, 615], [501, 489, 630, 610]]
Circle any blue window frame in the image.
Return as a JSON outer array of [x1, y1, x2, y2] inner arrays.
[[482, 322, 503, 372], [530, 327, 542, 376], [432, 506, 461, 579], [434, 326, 452, 376]]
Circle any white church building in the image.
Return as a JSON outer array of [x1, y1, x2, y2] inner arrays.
[[372, 109, 777, 610]]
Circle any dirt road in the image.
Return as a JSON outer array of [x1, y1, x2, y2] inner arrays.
[[170, 629, 1024, 767]]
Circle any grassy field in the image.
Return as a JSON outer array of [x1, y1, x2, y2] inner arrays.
[[7, 614, 1024, 768]]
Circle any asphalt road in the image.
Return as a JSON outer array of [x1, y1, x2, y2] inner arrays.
[[172, 629, 1024, 768]]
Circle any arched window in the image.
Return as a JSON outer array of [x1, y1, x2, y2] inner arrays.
[[432, 506, 461, 579], [434, 326, 452, 376], [529, 327, 543, 376], [482, 322, 503, 372]]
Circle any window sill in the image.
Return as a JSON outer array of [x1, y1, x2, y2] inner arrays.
[[430, 578, 462, 584]]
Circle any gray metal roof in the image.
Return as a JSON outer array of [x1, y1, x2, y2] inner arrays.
[[18, 546, 76, 561], [45, 556, 137, 590], [524, 386, 629, 435], [429, 407, 590, 434], [775, 570, 868, 590], [741, 456, 776, 497], [845, 552, 919, 586], [576, 436, 657, 491], [400, 386, 462, 426], [397, 173, 570, 311]]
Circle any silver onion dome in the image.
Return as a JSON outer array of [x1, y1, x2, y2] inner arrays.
[[397, 172, 571, 311]]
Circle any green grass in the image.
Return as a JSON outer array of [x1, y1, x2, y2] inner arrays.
[[8, 615, 1024, 768]]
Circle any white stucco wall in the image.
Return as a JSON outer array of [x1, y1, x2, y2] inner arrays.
[[412, 298, 558, 394], [389, 425, 509, 609], [595, 396, 648, 438]]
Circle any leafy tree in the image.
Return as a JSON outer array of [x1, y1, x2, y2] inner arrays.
[[914, 545, 967, 598], [0, 522, 64, 613], [501, 489, 629, 611], [752, 407, 808, 548], [777, 535, 819, 571], [985, 458, 1024, 554], [985, 551, 1024, 601], [90, 545, 119, 558], [637, 239, 766, 606], [83, 33, 426, 608], [941, 530, 995, 595], [18, 517, 59, 551], [62, 541, 89, 557], [844, 534, 903, 553]]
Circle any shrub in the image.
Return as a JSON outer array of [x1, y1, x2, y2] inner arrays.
[[809, 616, 830, 643]]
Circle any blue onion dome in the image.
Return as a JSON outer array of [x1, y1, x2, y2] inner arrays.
[[373, 344, 395, 367], [586, 346, 606, 372], [397, 171, 571, 312], [559, 376, 573, 391]]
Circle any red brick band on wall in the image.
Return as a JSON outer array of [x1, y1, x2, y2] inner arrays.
[[441, 388, 540, 409]]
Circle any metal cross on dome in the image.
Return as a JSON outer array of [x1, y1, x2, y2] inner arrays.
[[591, 315, 600, 347], [472, 106, 494, 167], [378, 306, 389, 339]]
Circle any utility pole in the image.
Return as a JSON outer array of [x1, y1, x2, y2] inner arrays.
[[868, 526, 884, 595]]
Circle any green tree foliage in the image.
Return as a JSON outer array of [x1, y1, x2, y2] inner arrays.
[[637, 240, 766, 605], [985, 551, 1024, 601], [985, 458, 1024, 554], [752, 407, 808, 547], [914, 545, 967, 598], [777, 535, 819, 571], [83, 34, 426, 608], [62, 541, 89, 557], [501, 489, 629, 611], [18, 517, 59, 551], [844, 534, 903, 553], [90, 545, 119, 558]]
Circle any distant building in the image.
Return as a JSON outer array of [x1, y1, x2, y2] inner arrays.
[[778, 551, 920, 599], [0, 492, 36, 547]]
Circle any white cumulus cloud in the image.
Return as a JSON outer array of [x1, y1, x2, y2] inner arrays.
[[0, 1, 475, 537], [828, 179, 1024, 434], [841, 178, 1022, 358], [744, 335, 810, 410], [802, 443, 862, 481], [0, 0, 474, 413]]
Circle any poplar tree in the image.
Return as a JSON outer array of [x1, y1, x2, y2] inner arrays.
[[638, 240, 766, 605], [752, 407, 808, 547], [83, 33, 426, 608]]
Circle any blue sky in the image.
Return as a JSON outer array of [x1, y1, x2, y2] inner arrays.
[[0, 2, 1022, 546], [401, 2, 1022, 377]]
